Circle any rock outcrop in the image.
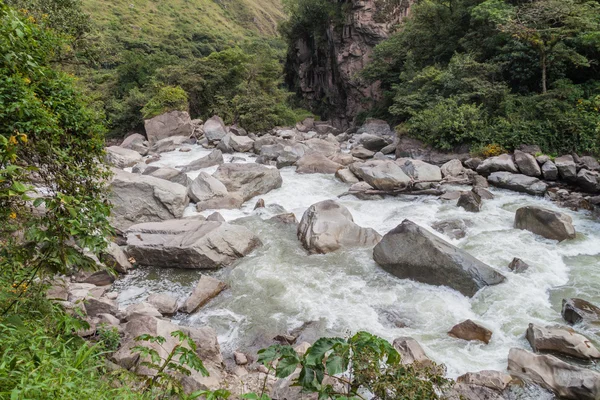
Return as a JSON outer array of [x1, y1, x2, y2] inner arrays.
[[144, 111, 193, 145]]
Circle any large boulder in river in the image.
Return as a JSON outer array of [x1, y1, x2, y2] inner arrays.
[[213, 163, 282, 201], [350, 160, 411, 191], [110, 169, 189, 233], [296, 153, 343, 174], [396, 158, 442, 183], [514, 206, 576, 242], [203, 115, 227, 143], [106, 146, 143, 168], [297, 200, 381, 254], [126, 218, 262, 269], [507, 347, 600, 400], [180, 275, 227, 314], [476, 154, 519, 175], [488, 172, 547, 195], [514, 150, 541, 177], [526, 323, 600, 360], [178, 149, 224, 173], [448, 319, 493, 344], [144, 111, 193, 145], [121, 133, 148, 155], [229, 134, 254, 153], [562, 298, 600, 325], [554, 155, 577, 181], [187, 172, 228, 203], [143, 166, 190, 187], [373, 220, 506, 297]]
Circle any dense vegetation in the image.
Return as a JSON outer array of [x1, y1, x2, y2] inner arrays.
[[283, 0, 600, 155]]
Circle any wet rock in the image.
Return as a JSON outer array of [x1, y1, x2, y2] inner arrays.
[[213, 163, 283, 201], [254, 198, 265, 209], [297, 200, 382, 254], [350, 160, 411, 191], [472, 174, 489, 188], [507, 347, 600, 400], [144, 111, 193, 145], [147, 293, 178, 316], [514, 206, 576, 242], [187, 172, 228, 203], [473, 186, 494, 200], [555, 155, 577, 181], [85, 297, 117, 318], [106, 146, 143, 168], [562, 298, 600, 325], [335, 168, 359, 184], [180, 275, 227, 313], [296, 153, 343, 174], [440, 191, 462, 201], [441, 159, 468, 179], [526, 323, 600, 360], [476, 154, 519, 175], [351, 145, 375, 159], [541, 161, 558, 180], [577, 169, 600, 193], [110, 169, 189, 233], [448, 319, 493, 344], [120, 133, 148, 156], [514, 150, 542, 177], [488, 172, 547, 195], [126, 219, 262, 269], [457, 190, 482, 212], [124, 302, 162, 321], [508, 258, 530, 273], [178, 149, 224, 173], [203, 115, 227, 143], [143, 166, 190, 187], [229, 135, 255, 153], [431, 219, 469, 239], [373, 220, 506, 297]]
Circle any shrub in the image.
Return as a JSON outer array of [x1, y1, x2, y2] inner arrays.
[[141, 85, 189, 119]]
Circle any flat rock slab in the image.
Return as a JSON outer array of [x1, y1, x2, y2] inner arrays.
[[213, 163, 282, 201], [488, 172, 547, 195]]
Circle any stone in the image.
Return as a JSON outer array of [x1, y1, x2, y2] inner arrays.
[[97, 313, 122, 332], [562, 298, 600, 325], [357, 119, 394, 137], [541, 161, 558, 180], [254, 198, 265, 209], [351, 145, 375, 159], [392, 337, 433, 367], [488, 172, 547, 195], [85, 297, 117, 318], [464, 157, 482, 170], [126, 219, 261, 269], [187, 172, 228, 203], [150, 135, 192, 154], [178, 149, 224, 173], [78, 270, 115, 286], [203, 115, 228, 143], [508, 258, 530, 273], [514, 150, 542, 177], [109, 169, 189, 233], [555, 155, 578, 181], [296, 153, 343, 174], [473, 186, 494, 200], [431, 219, 469, 239], [100, 242, 132, 274], [476, 154, 519, 175], [196, 192, 244, 212], [269, 213, 298, 225], [457, 370, 512, 392], [350, 160, 411, 191], [147, 293, 178, 316], [329, 152, 355, 166], [206, 212, 225, 222], [106, 146, 144, 169], [526, 323, 600, 360], [577, 169, 600, 193], [537, 155, 551, 165], [356, 133, 388, 151], [440, 191, 461, 201], [213, 163, 282, 201], [579, 156, 600, 171], [180, 276, 227, 313], [216, 133, 235, 153], [143, 166, 190, 187], [507, 347, 600, 400], [68, 283, 106, 302], [297, 200, 382, 254], [448, 319, 493, 344], [373, 220, 506, 297], [441, 159, 467, 178], [457, 190, 482, 212], [46, 278, 69, 301], [120, 133, 148, 156], [303, 138, 340, 157], [472, 174, 489, 188], [514, 206, 576, 242], [396, 158, 442, 183], [131, 162, 148, 174], [229, 135, 254, 153], [124, 302, 162, 321], [144, 111, 193, 145], [518, 144, 542, 154], [234, 351, 248, 365], [335, 168, 359, 184]]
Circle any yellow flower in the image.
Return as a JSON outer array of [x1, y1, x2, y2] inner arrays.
[[9, 212, 16, 219], [8, 135, 17, 145], [23, 77, 31, 85], [19, 134, 28, 143]]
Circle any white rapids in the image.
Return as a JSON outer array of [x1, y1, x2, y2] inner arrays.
[[116, 144, 600, 384]]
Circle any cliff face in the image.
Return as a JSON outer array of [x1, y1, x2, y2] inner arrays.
[[286, 0, 412, 129]]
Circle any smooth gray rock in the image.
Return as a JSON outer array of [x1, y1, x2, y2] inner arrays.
[[431, 219, 469, 239], [178, 149, 224, 173], [150, 135, 192, 154], [147, 293, 178, 316], [488, 172, 547, 195], [351, 146, 375, 159], [106, 146, 143, 168], [203, 115, 228, 143], [373, 220, 505, 297], [457, 190, 482, 212], [356, 133, 388, 151], [476, 154, 519, 175], [514, 150, 542, 177], [449, 319, 493, 344], [555, 155, 577, 181], [396, 158, 442, 183], [144, 111, 193, 145], [120, 133, 148, 156], [335, 168, 359, 184], [441, 159, 467, 179], [101, 242, 132, 274], [526, 323, 600, 360], [562, 298, 600, 325], [180, 276, 227, 313], [577, 169, 600, 193], [187, 172, 228, 203], [229, 135, 254, 153], [579, 156, 600, 171], [144, 166, 190, 187], [296, 153, 343, 174], [213, 163, 282, 201], [350, 160, 411, 191], [541, 161, 558, 180], [508, 257, 529, 273], [514, 206, 576, 242]]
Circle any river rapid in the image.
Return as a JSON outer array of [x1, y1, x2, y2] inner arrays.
[[115, 144, 600, 388]]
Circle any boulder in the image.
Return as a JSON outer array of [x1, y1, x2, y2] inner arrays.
[[335, 168, 359, 184], [213, 163, 282, 201], [178, 149, 224, 173], [472, 175, 489, 188], [457, 370, 512, 393], [106, 146, 143, 169], [100, 242, 132, 274], [488, 172, 547, 195], [508, 257, 529, 273], [196, 192, 244, 212], [555, 155, 577, 181], [144, 111, 193, 145], [476, 154, 519, 175], [357, 119, 394, 137], [85, 297, 117, 318], [351, 146, 375, 159], [514, 206, 576, 242], [296, 153, 343, 174], [126, 219, 262, 269], [396, 159, 442, 182], [392, 337, 433, 367], [216, 133, 234, 153], [150, 135, 192, 154], [147, 293, 178, 316], [109, 169, 190, 232], [373, 220, 506, 297], [180, 276, 227, 313], [356, 133, 388, 151], [203, 116, 227, 143], [464, 158, 482, 170], [541, 161, 558, 180], [329, 153, 355, 166], [579, 156, 600, 171], [507, 347, 600, 400], [441, 159, 467, 179], [46, 278, 69, 301], [303, 138, 340, 157], [350, 160, 411, 191], [514, 150, 541, 177], [457, 191, 482, 212], [120, 133, 148, 156], [448, 319, 493, 344], [440, 191, 462, 201], [124, 302, 162, 321], [144, 166, 190, 187], [577, 169, 600, 193], [526, 323, 600, 360], [431, 219, 469, 240], [562, 298, 600, 325], [187, 172, 228, 203], [297, 200, 382, 254], [473, 186, 494, 200], [206, 212, 225, 222], [76, 270, 115, 286]]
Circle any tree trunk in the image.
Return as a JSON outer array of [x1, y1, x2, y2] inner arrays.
[[541, 51, 547, 94]]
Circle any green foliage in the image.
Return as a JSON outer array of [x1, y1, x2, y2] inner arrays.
[[257, 331, 451, 400], [141, 86, 189, 119], [96, 324, 121, 353]]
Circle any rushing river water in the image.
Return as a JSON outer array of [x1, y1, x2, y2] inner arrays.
[[116, 144, 600, 390]]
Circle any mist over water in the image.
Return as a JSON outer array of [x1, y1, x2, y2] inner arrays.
[[117, 145, 600, 384]]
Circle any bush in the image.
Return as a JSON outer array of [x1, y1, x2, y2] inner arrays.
[[141, 85, 189, 119]]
